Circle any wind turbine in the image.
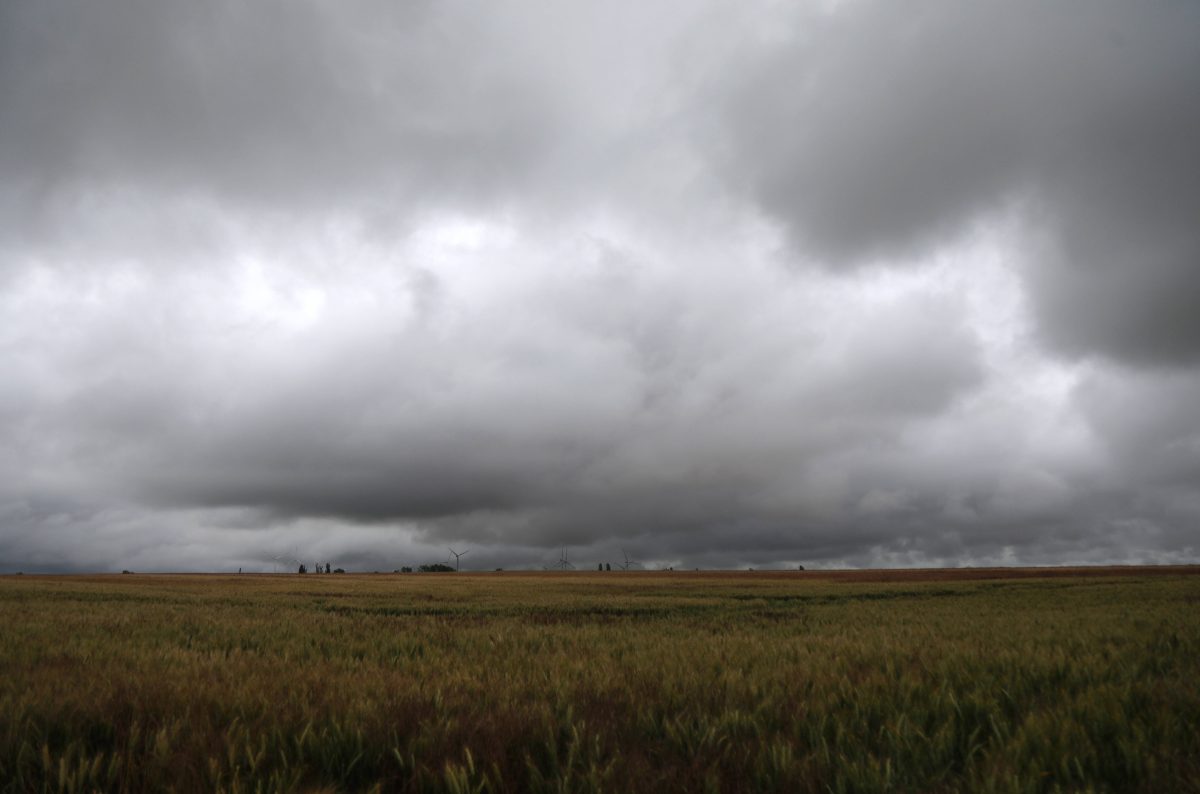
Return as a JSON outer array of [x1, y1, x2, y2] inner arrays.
[[271, 550, 300, 574], [448, 547, 469, 571], [552, 546, 575, 571], [619, 549, 641, 571]]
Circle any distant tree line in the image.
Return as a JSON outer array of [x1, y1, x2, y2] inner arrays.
[[298, 563, 340, 574]]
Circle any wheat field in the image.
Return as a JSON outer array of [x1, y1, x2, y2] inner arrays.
[[1, 568, 1198, 792]]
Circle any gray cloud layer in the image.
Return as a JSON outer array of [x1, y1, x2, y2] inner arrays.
[[714, 0, 1200, 365], [0, 1, 559, 208], [1, 1, 1197, 572]]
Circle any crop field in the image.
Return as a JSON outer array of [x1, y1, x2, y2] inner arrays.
[[1, 568, 1198, 793]]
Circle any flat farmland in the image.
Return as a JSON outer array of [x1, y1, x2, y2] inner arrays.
[[2, 568, 1198, 793]]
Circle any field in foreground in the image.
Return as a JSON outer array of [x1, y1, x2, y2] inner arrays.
[[1, 568, 1198, 793]]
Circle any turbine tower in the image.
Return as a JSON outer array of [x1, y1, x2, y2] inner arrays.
[[552, 546, 575, 571], [448, 547, 469, 571], [619, 549, 641, 571]]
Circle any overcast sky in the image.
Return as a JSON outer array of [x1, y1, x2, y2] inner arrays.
[[2, 0, 1199, 573]]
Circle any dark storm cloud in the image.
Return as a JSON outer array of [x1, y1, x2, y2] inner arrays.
[[714, 0, 1200, 365], [1, 1, 1198, 572]]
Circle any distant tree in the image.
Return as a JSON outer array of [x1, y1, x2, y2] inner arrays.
[[605, 563, 611, 571], [334, 568, 346, 574], [419, 563, 455, 573], [598, 563, 603, 571], [298, 564, 306, 574], [121, 570, 133, 575], [797, 565, 805, 571]]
